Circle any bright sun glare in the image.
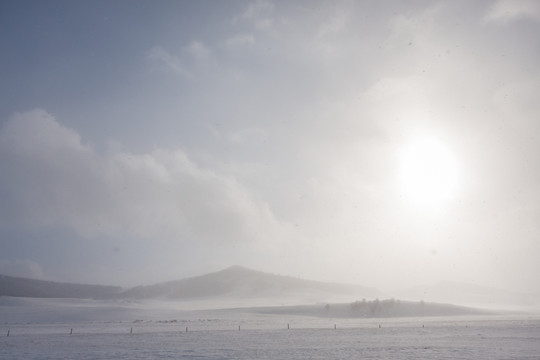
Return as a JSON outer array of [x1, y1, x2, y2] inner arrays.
[[398, 135, 460, 211]]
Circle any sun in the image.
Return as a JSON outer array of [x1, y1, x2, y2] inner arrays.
[[398, 135, 459, 211]]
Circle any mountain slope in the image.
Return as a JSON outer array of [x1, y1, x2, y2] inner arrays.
[[0, 274, 122, 299]]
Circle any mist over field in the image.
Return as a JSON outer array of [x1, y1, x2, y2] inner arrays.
[[2, 266, 539, 319], [2, 265, 540, 359]]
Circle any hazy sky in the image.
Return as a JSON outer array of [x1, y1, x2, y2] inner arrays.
[[1, 0, 539, 293]]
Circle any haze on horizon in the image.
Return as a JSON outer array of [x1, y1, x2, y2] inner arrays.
[[1, 0, 539, 295]]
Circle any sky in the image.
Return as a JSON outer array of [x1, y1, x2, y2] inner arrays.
[[1, 0, 540, 294]]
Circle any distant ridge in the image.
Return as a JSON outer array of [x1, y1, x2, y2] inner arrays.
[[0, 274, 122, 299], [0, 266, 383, 302], [238, 298, 492, 319]]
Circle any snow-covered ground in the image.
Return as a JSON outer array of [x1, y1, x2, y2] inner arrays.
[[1, 297, 540, 359]]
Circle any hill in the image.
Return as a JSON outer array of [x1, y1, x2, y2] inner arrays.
[[0, 274, 122, 299], [121, 265, 384, 302], [0, 266, 384, 303]]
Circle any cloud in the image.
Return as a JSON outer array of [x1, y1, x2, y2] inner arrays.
[[208, 125, 267, 145], [0, 259, 45, 279], [0, 110, 287, 247], [492, 78, 540, 125], [484, 0, 540, 22], [223, 34, 255, 48], [0, 109, 89, 156], [314, 2, 352, 39], [234, 0, 275, 29], [184, 41, 212, 60], [387, 4, 443, 48], [148, 41, 212, 79], [148, 46, 192, 78]]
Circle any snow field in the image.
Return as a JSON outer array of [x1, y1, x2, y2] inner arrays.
[[2, 316, 540, 359]]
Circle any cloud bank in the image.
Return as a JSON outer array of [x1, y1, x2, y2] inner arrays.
[[0, 109, 287, 244]]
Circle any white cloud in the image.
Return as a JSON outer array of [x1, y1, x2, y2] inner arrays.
[[484, 0, 540, 22], [492, 78, 540, 128], [223, 34, 255, 48], [0, 110, 288, 247], [0, 109, 90, 157], [148, 42, 212, 79], [0, 259, 45, 279], [148, 46, 192, 78], [314, 2, 352, 39], [184, 41, 212, 60], [234, 0, 275, 29], [387, 4, 443, 48], [208, 125, 267, 145]]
